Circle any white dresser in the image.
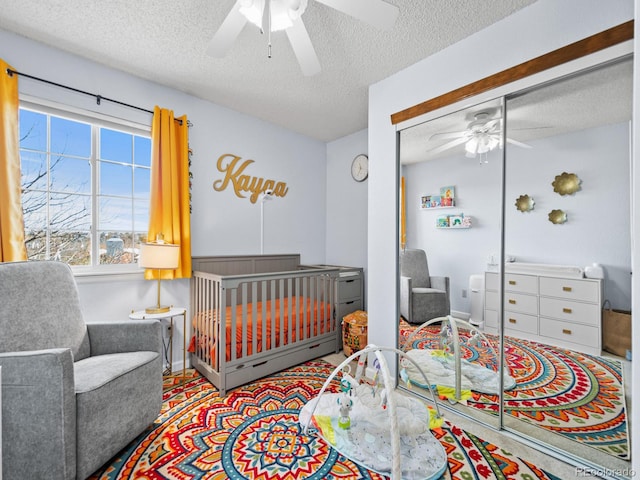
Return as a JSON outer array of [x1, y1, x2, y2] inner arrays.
[[484, 271, 603, 355]]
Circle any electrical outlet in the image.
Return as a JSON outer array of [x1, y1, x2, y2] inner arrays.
[[461, 289, 467, 298]]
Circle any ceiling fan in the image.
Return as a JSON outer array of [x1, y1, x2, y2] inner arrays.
[[208, 0, 399, 76], [427, 111, 533, 162]]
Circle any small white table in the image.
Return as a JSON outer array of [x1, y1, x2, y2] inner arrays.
[[129, 307, 187, 387]]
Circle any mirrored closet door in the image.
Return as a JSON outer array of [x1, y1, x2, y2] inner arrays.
[[396, 54, 633, 477], [397, 96, 505, 432], [502, 56, 633, 473]]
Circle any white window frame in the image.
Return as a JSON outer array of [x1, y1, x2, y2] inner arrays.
[[19, 97, 152, 276]]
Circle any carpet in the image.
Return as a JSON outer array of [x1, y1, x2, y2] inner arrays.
[[89, 360, 561, 479], [399, 320, 630, 460]]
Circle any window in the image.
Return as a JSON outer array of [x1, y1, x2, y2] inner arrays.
[[19, 101, 151, 271]]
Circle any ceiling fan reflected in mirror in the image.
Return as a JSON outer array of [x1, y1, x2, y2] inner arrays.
[[428, 111, 533, 164], [208, 0, 400, 76]]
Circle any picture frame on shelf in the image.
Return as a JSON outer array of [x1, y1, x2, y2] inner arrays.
[[440, 186, 455, 206], [449, 215, 464, 227], [437, 216, 450, 228]]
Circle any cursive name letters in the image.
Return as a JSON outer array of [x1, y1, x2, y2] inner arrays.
[[213, 153, 289, 203]]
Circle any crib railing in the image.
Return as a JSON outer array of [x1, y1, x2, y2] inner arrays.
[[190, 268, 339, 373]]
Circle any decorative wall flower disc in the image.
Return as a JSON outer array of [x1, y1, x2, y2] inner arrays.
[[515, 194, 534, 212], [552, 172, 581, 195], [548, 209, 567, 224]]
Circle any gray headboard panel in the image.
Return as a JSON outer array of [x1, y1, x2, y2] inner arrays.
[[192, 254, 301, 275]]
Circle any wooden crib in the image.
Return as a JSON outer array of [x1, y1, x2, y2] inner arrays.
[[190, 254, 341, 395]]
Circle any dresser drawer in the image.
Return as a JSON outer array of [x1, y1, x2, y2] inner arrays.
[[504, 292, 538, 315], [539, 317, 599, 348], [485, 272, 499, 291], [504, 274, 538, 294], [539, 277, 600, 303], [484, 308, 499, 329], [338, 278, 362, 300], [504, 311, 538, 335], [485, 290, 499, 310], [539, 297, 600, 326]]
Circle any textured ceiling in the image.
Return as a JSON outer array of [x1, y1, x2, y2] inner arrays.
[[400, 57, 633, 164], [0, 0, 536, 142]]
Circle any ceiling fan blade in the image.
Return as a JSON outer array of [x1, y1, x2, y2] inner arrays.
[[506, 138, 532, 149], [429, 131, 467, 141], [207, 1, 248, 58], [285, 17, 321, 76], [314, 0, 399, 30], [426, 137, 468, 156]]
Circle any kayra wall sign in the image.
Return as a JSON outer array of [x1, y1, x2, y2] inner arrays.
[[213, 153, 289, 203]]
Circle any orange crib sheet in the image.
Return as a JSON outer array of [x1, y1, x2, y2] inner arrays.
[[188, 296, 333, 363]]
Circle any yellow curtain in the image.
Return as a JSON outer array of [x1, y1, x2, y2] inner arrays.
[[146, 106, 191, 279], [400, 176, 406, 251], [0, 60, 27, 262]]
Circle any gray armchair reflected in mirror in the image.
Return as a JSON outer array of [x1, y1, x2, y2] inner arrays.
[[399, 248, 450, 324]]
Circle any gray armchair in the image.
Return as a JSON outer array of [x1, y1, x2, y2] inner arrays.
[[399, 248, 450, 324], [0, 261, 163, 480]]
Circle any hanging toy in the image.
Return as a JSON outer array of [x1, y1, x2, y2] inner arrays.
[[337, 377, 353, 429], [439, 321, 452, 352], [400, 368, 412, 390], [468, 330, 482, 348]]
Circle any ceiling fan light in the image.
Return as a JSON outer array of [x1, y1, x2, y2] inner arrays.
[[239, 0, 265, 29], [465, 137, 479, 155], [240, 0, 308, 32]]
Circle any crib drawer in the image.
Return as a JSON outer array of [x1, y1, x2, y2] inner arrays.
[[338, 298, 363, 321], [338, 277, 362, 300]]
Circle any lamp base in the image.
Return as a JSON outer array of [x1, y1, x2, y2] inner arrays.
[[145, 305, 171, 314]]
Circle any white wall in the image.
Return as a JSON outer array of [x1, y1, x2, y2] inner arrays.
[[404, 123, 632, 314], [1, 28, 329, 370], [325, 129, 368, 285], [368, 0, 635, 472]]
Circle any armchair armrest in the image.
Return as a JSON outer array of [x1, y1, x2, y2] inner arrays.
[[0, 348, 76, 479], [429, 275, 450, 294], [399, 275, 412, 321], [87, 320, 162, 356]]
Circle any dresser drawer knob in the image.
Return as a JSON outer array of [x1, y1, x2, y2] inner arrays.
[[508, 299, 516, 304], [562, 286, 572, 292], [562, 329, 572, 335], [562, 307, 573, 314], [509, 318, 517, 324], [509, 280, 516, 285]]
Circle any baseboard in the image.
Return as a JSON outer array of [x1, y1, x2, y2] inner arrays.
[[451, 310, 470, 320]]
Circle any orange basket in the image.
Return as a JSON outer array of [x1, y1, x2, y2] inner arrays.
[[342, 310, 368, 356]]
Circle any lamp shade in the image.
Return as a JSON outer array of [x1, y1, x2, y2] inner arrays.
[[139, 242, 180, 270]]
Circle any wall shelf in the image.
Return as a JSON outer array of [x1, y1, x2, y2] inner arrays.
[[436, 214, 472, 229]]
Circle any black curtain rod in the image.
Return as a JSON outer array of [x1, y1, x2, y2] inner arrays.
[[6, 68, 191, 126]]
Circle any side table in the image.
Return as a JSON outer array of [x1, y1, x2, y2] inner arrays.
[[129, 307, 187, 387]]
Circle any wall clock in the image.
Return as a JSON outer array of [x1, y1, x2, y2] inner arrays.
[[351, 154, 368, 182]]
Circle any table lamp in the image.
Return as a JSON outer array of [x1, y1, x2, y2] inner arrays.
[[139, 237, 180, 314]]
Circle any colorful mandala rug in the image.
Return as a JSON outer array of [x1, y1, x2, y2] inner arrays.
[[88, 360, 560, 479], [399, 320, 630, 459]]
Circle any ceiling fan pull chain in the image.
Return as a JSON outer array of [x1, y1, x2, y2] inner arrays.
[[267, 0, 272, 58]]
